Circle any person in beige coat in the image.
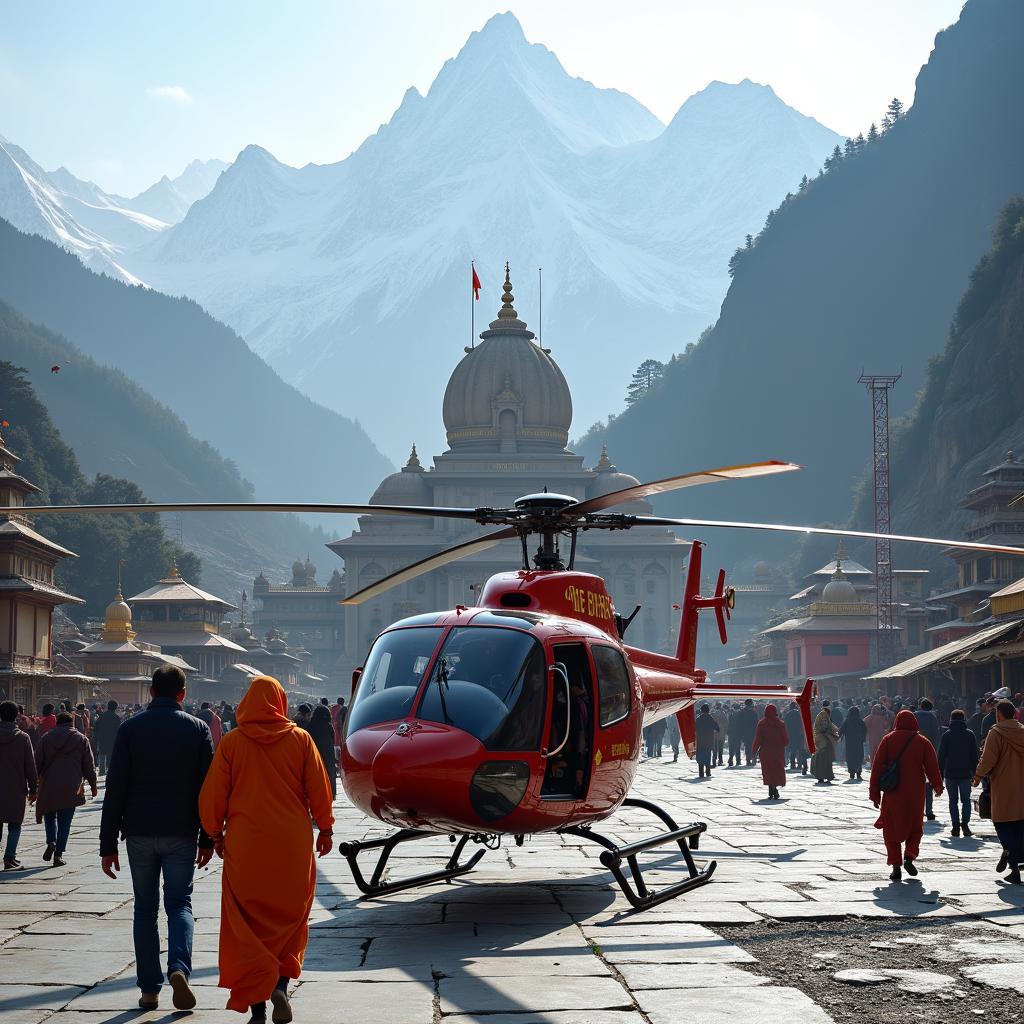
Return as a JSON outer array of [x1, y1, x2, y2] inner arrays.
[[973, 699, 1024, 884]]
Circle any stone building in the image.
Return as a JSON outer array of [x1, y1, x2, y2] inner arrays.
[[250, 558, 345, 682], [329, 269, 688, 679], [0, 430, 99, 709]]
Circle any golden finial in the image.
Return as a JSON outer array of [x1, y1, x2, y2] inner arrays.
[[167, 553, 181, 580], [406, 443, 422, 470], [596, 443, 614, 472]]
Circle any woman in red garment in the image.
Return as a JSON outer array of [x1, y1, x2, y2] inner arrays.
[[751, 704, 789, 801], [869, 709, 943, 882]]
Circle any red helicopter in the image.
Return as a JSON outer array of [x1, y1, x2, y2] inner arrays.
[[15, 459, 1024, 909]]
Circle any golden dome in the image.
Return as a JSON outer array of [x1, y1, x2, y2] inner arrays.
[[103, 585, 135, 642]]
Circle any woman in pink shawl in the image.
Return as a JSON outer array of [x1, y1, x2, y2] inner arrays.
[[865, 704, 890, 762]]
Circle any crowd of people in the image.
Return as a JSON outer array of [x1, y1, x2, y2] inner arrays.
[[647, 688, 1024, 884], [3, 670, 1024, 1018], [0, 674, 350, 1020]]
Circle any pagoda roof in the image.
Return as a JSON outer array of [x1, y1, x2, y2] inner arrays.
[[0, 469, 40, 493], [0, 576, 84, 604], [766, 615, 900, 634], [0, 518, 77, 558], [132, 630, 247, 652], [990, 577, 1024, 600], [805, 558, 873, 580], [129, 577, 235, 609]]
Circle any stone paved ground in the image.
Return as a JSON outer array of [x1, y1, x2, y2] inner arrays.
[[2, 757, 1023, 1024]]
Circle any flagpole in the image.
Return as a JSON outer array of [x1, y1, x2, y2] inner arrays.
[[538, 266, 543, 348], [470, 260, 475, 350]]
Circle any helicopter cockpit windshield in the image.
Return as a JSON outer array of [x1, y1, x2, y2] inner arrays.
[[419, 627, 547, 750]]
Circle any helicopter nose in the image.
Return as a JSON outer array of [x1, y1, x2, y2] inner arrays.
[[345, 720, 486, 829]]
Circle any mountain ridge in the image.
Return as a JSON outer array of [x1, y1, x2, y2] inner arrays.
[[119, 12, 840, 457], [581, 0, 1024, 571]]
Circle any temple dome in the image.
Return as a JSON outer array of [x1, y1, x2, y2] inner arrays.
[[371, 445, 432, 504], [586, 445, 652, 513], [442, 266, 572, 452], [105, 590, 132, 625], [822, 569, 858, 604]]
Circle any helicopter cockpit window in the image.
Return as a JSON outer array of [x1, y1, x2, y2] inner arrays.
[[591, 644, 631, 727], [346, 627, 444, 735], [418, 626, 546, 750]]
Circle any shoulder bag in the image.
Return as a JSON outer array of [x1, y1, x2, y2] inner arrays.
[[877, 732, 917, 793]]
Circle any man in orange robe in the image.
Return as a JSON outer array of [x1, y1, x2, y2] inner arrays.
[[199, 676, 334, 1021]]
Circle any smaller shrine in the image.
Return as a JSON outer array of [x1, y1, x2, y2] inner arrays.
[[76, 583, 196, 706], [128, 558, 245, 681]]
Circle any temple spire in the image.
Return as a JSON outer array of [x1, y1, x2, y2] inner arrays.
[[497, 262, 519, 320]]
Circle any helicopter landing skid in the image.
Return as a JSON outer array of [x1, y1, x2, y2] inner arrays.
[[337, 829, 488, 898], [562, 797, 717, 911]]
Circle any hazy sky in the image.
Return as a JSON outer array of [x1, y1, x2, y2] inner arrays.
[[1, 0, 965, 196]]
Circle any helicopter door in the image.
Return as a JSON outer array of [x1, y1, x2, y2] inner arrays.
[[541, 643, 594, 800]]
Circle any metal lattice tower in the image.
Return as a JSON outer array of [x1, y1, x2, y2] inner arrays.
[[858, 372, 901, 668]]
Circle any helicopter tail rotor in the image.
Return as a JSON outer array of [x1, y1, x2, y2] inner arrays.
[[797, 678, 817, 755]]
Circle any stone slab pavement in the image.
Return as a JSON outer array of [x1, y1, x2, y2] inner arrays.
[[1, 757, 1022, 1024]]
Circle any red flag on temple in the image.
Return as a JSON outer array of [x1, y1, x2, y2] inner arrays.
[[472, 264, 481, 300]]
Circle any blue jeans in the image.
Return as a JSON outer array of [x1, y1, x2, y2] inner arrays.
[[2, 823, 22, 861], [945, 777, 971, 828], [126, 836, 197, 993], [43, 808, 76, 856]]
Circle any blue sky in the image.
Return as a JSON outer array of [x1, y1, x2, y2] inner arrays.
[[1, 0, 964, 195]]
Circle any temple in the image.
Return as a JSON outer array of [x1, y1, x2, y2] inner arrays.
[[328, 268, 688, 678]]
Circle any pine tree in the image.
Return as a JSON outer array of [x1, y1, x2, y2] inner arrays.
[[844, 137, 856, 157], [885, 97, 904, 128], [867, 122, 879, 143], [745, 234, 754, 248], [855, 132, 866, 151], [823, 144, 843, 171], [798, 174, 809, 191], [625, 359, 665, 405]]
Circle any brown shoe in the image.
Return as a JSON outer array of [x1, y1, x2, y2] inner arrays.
[[169, 970, 197, 1010], [138, 992, 159, 1010]]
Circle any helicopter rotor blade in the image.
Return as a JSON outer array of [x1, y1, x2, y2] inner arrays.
[[567, 460, 800, 516], [629, 516, 1024, 557], [3, 502, 484, 519], [340, 527, 521, 606]]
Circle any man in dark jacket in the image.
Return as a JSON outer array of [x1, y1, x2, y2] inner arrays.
[[0, 700, 37, 869], [737, 699, 759, 766], [916, 698, 942, 820], [968, 698, 989, 742], [694, 704, 719, 778], [937, 708, 979, 838], [92, 701, 121, 775], [783, 701, 807, 773], [99, 667, 214, 1012]]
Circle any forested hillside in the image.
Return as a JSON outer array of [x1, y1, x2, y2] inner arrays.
[[581, 0, 1024, 570], [860, 196, 1024, 580], [0, 218, 392, 508], [0, 360, 199, 617], [0, 303, 341, 602]]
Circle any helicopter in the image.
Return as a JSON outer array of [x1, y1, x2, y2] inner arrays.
[[11, 459, 1024, 910]]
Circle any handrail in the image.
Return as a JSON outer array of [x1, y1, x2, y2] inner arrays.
[[544, 662, 571, 759]]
